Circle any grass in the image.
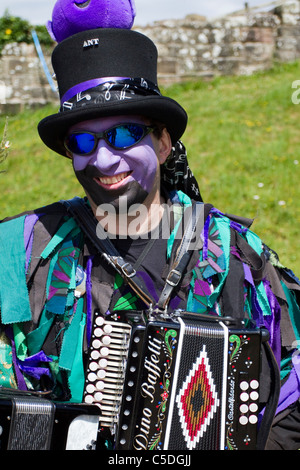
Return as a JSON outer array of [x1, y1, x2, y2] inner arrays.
[[1, 60, 300, 273], [0, 105, 84, 214]]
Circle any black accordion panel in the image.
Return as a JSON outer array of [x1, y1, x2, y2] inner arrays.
[[0, 391, 101, 450], [112, 313, 267, 451]]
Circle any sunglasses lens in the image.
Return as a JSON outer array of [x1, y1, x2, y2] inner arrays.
[[107, 124, 145, 149], [66, 124, 150, 155], [67, 133, 96, 155]]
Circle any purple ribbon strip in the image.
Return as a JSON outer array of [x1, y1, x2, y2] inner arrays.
[[263, 278, 281, 367], [6, 327, 28, 391], [61, 77, 129, 104], [276, 353, 300, 415], [24, 213, 40, 273], [17, 351, 53, 381], [243, 263, 264, 325], [202, 214, 211, 261], [5, 326, 52, 390]]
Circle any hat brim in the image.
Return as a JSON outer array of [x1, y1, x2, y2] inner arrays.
[[38, 95, 187, 157]]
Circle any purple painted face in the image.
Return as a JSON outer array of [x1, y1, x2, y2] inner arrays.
[[69, 116, 159, 211]]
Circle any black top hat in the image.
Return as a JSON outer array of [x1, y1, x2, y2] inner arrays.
[[38, 28, 188, 156]]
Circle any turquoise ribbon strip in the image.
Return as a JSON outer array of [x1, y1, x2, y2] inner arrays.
[[0, 216, 32, 324]]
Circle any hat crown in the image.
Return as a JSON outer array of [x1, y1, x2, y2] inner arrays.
[[52, 28, 158, 100]]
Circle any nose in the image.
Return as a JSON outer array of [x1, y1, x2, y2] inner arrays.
[[91, 139, 122, 174]]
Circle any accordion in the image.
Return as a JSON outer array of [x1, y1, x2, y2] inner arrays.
[[0, 390, 101, 450], [83, 310, 269, 451]]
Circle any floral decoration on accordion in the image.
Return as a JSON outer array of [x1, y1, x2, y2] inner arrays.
[[148, 327, 178, 450], [225, 333, 256, 450], [228, 333, 252, 371]]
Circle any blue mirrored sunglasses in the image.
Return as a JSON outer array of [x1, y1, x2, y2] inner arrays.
[[64, 123, 155, 155]]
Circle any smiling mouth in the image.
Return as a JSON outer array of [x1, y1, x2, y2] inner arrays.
[[94, 171, 132, 187]]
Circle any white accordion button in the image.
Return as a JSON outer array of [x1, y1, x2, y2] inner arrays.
[[240, 392, 249, 402], [101, 335, 111, 345], [92, 339, 101, 349], [96, 381, 105, 390], [103, 324, 113, 334], [86, 384, 95, 394], [100, 347, 109, 357], [250, 391, 259, 401], [91, 350, 100, 360], [95, 316, 105, 326], [249, 403, 258, 413], [87, 372, 97, 382], [98, 358, 108, 368], [97, 369, 106, 379], [84, 395, 94, 404], [94, 328, 103, 337], [250, 379, 259, 389], [249, 415, 258, 424], [240, 404, 248, 414], [240, 381, 249, 391], [94, 392, 103, 402], [239, 416, 248, 425]]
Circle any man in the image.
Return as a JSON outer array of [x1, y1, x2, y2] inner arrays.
[[0, 27, 299, 450]]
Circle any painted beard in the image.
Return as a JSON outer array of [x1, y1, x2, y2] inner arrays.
[[74, 166, 150, 213]]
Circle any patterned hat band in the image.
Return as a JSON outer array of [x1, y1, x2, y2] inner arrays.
[[60, 77, 161, 112]]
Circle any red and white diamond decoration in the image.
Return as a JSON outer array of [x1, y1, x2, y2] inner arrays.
[[176, 345, 220, 449]]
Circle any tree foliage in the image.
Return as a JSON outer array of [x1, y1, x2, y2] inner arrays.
[[0, 9, 54, 54]]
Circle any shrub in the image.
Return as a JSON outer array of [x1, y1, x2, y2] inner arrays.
[[0, 9, 54, 55]]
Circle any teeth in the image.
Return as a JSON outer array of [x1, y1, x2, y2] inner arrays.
[[99, 172, 129, 185]]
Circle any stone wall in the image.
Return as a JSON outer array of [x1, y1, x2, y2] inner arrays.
[[0, 42, 56, 112], [1, 0, 300, 111], [136, 0, 300, 82]]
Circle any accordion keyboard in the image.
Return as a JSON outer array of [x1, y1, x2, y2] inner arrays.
[[83, 312, 132, 430]]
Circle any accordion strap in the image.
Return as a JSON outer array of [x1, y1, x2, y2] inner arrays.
[[257, 341, 281, 450], [61, 197, 155, 307], [157, 202, 208, 311], [60, 197, 209, 312]]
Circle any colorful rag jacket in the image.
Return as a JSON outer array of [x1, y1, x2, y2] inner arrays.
[[0, 190, 299, 443]]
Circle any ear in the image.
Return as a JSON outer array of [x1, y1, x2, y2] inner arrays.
[[157, 128, 172, 164]]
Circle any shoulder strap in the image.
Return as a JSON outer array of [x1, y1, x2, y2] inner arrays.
[[60, 197, 155, 308], [157, 202, 212, 312], [256, 341, 281, 450]]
